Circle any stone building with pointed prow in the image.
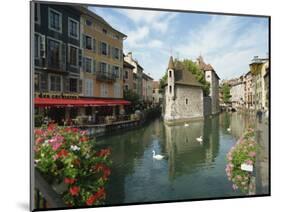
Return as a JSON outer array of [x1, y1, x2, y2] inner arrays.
[[197, 56, 220, 115], [163, 56, 204, 124]]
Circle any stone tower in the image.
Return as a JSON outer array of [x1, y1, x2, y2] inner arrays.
[[167, 56, 175, 100]]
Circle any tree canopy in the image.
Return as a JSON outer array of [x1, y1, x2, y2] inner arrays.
[[123, 89, 140, 106], [160, 59, 210, 96], [221, 83, 232, 103]]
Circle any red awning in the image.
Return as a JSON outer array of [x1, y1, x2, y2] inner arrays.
[[34, 98, 131, 107]]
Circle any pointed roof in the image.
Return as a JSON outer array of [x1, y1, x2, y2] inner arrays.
[[168, 56, 174, 69], [196, 55, 220, 79], [174, 69, 203, 87]]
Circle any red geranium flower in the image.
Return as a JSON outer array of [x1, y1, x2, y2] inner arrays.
[[64, 178, 75, 184], [97, 149, 111, 157], [71, 128, 79, 133], [34, 129, 44, 136], [96, 187, 106, 199], [102, 166, 111, 180], [79, 136, 88, 142], [85, 187, 106, 206], [35, 137, 44, 144], [86, 194, 97, 206], [56, 149, 68, 158], [69, 186, 80, 196], [47, 123, 57, 131]]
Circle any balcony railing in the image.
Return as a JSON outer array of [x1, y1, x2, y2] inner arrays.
[[96, 71, 117, 82], [34, 169, 66, 209]]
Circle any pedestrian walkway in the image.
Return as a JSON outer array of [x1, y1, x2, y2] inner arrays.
[[255, 116, 269, 194]]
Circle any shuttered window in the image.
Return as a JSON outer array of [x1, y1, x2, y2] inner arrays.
[[48, 8, 62, 32], [68, 18, 79, 39], [85, 79, 93, 96], [69, 46, 78, 67], [34, 34, 40, 58], [50, 75, 61, 92]]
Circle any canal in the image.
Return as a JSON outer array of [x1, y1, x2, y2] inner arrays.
[[96, 112, 269, 205]]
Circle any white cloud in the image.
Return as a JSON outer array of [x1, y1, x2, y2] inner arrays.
[[175, 15, 268, 79], [125, 26, 150, 48]]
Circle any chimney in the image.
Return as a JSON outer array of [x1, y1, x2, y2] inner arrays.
[[127, 52, 133, 59]]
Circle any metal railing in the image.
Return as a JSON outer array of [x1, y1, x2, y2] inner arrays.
[[96, 71, 117, 82], [34, 169, 66, 209]]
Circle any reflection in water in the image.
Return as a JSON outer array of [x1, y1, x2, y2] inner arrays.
[[95, 112, 268, 205]]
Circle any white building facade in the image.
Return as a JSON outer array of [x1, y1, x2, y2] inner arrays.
[[163, 57, 204, 124]]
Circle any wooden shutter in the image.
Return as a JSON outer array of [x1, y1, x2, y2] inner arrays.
[[78, 48, 82, 66], [119, 49, 122, 61], [92, 38, 96, 52], [82, 57, 86, 71], [98, 41, 102, 54], [79, 79, 82, 93], [40, 35, 46, 58], [61, 43, 66, 71], [92, 60, 96, 73], [40, 72, 48, 91], [82, 34, 86, 48], [64, 78, 70, 92], [108, 44, 111, 57], [107, 64, 111, 78], [96, 61, 100, 73]]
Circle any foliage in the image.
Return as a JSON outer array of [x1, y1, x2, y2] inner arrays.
[[181, 59, 210, 96], [225, 128, 258, 193], [123, 89, 140, 106], [34, 124, 111, 207], [159, 72, 167, 91], [221, 83, 232, 103], [35, 114, 44, 127], [159, 59, 210, 96]]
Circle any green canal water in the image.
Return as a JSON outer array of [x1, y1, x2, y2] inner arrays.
[[96, 112, 267, 205]]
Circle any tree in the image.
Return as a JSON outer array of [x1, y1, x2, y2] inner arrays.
[[159, 59, 210, 96], [123, 89, 140, 106], [159, 72, 167, 93], [181, 59, 210, 96], [221, 83, 232, 103]]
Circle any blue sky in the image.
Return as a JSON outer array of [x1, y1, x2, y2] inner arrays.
[[89, 6, 269, 81]]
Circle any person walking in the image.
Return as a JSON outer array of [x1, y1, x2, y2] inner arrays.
[[256, 108, 263, 123]]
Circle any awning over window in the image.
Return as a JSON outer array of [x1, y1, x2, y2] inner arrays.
[[34, 98, 131, 107]]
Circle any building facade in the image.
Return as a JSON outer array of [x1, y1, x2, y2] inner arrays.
[[34, 3, 82, 98], [163, 57, 204, 123], [123, 60, 135, 91], [230, 77, 245, 110], [249, 56, 269, 110], [142, 73, 154, 103], [152, 81, 163, 105], [244, 71, 254, 109], [197, 56, 220, 115], [34, 3, 83, 123], [124, 52, 143, 99], [33, 4, 129, 124]]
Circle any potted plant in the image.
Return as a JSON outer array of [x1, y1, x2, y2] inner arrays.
[[34, 124, 112, 207]]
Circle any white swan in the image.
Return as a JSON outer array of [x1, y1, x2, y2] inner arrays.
[[196, 136, 203, 143], [152, 150, 164, 160], [184, 123, 189, 127], [227, 127, 231, 132]]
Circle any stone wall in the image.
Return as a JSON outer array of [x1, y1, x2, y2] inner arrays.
[[164, 85, 203, 122], [203, 96, 212, 116]]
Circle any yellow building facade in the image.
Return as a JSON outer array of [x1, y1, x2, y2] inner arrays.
[[79, 8, 126, 99]]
